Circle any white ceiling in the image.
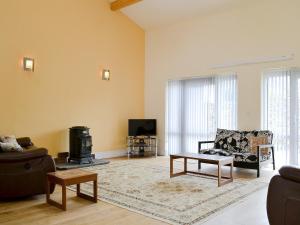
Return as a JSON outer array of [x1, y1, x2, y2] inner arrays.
[[118, 0, 247, 30]]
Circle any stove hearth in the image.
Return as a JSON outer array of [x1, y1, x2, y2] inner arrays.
[[68, 126, 93, 164]]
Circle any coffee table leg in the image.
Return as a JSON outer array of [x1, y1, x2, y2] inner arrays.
[[170, 156, 188, 178], [76, 184, 80, 196], [218, 162, 221, 187], [217, 162, 234, 187], [230, 162, 233, 179], [170, 156, 174, 177]]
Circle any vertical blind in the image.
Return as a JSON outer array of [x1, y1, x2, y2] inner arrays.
[[166, 74, 237, 154], [262, 68, 300, 166]]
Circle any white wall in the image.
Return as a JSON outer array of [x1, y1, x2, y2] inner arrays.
[[145, 0, 300, 155]]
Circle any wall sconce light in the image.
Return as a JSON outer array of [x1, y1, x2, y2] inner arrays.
[[23, 57, 34, 72], [102, 69, 110, 80]]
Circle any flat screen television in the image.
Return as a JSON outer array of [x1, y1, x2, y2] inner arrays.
[[128, 119, 156, 136]]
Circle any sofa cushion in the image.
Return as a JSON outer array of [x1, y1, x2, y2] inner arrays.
[[16, 137, 33, 148], [205, 129, 273, 162], [0, 135, 23, 152], [214, 128, 241, 152], [240, 130, 273, 153], [249, 136, 269, 155]]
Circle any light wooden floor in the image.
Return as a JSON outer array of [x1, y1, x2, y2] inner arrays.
[[0, 157, 275, 225]]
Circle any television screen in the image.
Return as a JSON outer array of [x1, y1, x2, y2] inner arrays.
[[128, 119, 156, 136]]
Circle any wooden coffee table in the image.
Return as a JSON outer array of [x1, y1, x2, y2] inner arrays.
[[46, 169, 98, 211], [170, 153, 233, 187]]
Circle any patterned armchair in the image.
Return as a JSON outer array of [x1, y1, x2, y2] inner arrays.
[[198, 129, 275, 177]]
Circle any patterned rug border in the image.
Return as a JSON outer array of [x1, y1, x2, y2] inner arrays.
[[188, 184, 268, 225], [68, 182, 268, 225], [68, 160, 270, 225]]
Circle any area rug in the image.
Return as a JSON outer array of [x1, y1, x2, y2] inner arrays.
[[69, 160, 269, 225]]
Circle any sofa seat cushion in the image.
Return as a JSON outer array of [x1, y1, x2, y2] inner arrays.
[[200, 149, 232, 157], [233, 152, 270, 163], [200, 149, 271, 163]]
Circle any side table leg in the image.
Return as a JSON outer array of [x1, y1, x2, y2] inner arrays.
[[93, 179, 98, 202], [46, 179, 67, 211], [62, 184, 67, 211], [77, 179, 98, 203], [46, 178, 50, 204]]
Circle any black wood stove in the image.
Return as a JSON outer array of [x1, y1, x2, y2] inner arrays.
[[68, 126, 93, 164]]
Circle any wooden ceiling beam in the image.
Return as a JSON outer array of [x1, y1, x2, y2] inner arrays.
[[111, 0, 142, 11]]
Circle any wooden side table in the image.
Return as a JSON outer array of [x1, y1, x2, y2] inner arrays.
[[46, 169, 98, 211]]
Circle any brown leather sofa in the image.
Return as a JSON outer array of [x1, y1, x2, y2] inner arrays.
[[0, 137, 56, 199], [267, 166, 300, 225]]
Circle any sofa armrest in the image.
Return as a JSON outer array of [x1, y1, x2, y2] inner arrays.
[[257, 144, 274, 157], [0, 148, 48, 163], [279, 166, 300, 183], [198, 141, 215, 152], [258, 144, 274, 148]]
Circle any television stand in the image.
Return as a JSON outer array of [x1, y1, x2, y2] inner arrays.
[[126, 136, 158, 158]]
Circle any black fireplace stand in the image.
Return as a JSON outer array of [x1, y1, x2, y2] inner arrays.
[[69, 126, 93, 164]]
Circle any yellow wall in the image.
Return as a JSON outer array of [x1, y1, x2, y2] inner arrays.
[[145, 0, 300, 154], [0, 0, 145, 155]]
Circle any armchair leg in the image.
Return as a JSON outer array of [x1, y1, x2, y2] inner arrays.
[[271, 147, 275, 170], [198, 144, 202, 170], [256, 146, 261, 178], [198, 161, 201, 170]]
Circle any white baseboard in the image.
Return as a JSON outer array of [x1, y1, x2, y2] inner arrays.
[[94, 149, 127, 159]]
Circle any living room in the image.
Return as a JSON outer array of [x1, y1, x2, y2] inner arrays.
[[0, 0, 299, 225]]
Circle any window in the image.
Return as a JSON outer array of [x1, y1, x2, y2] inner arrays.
[[262, 68, 300, 166], [166, 74, 237, 155]]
